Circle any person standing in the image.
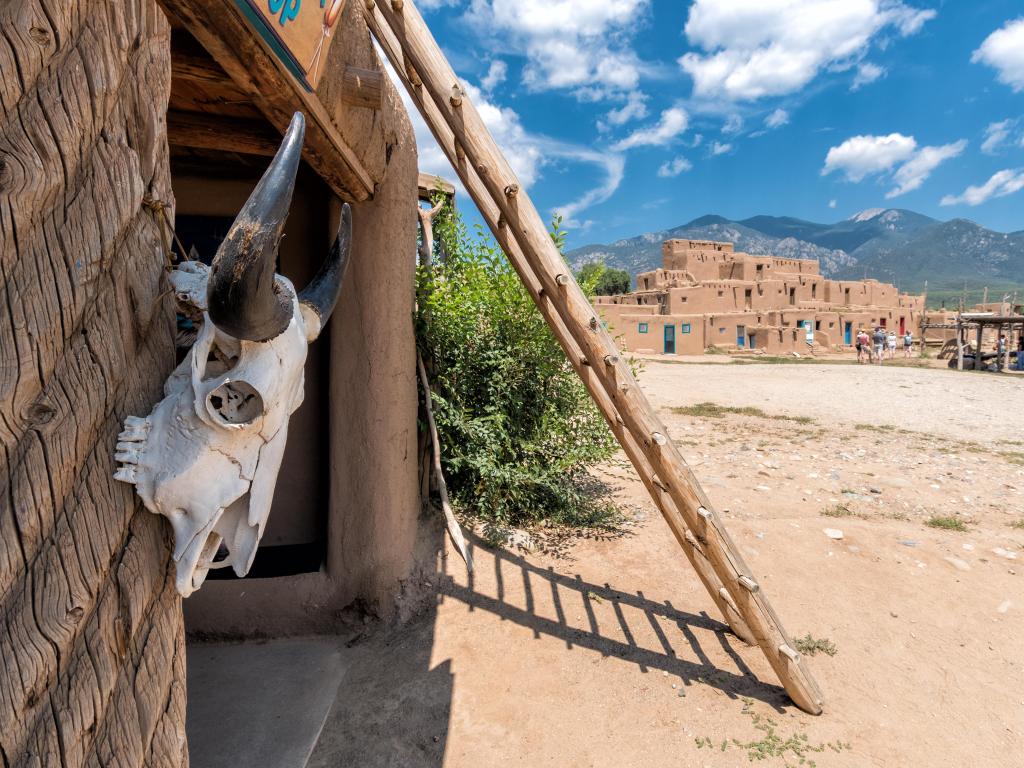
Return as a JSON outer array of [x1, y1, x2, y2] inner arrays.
[[857, 329, 870, 363], [873, 326, 886, 364], [887, 330, 897, 360], [903, 329, 913, 358]]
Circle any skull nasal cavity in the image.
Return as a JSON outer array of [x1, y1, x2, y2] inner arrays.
[[207, 381, 264, 425]]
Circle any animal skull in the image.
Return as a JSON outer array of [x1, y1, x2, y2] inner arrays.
[[115, 113, 352, 597]]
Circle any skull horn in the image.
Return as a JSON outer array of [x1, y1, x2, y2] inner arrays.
[[298, 202, 352, 339], [207, 112, 306, 342]]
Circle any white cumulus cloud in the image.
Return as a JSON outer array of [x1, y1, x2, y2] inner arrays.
[[658, 157, 693, 177], [972, 18, 1024, 92], [941, 168, 1024, 207], [467, 0, 649, 97], [710, 141, 733, 156], [765, 108, 789, 129], [480, 60, 508, 92], [852, 62, 885, 90], [822, 133, 918, 182], [980, 118, 1023, 154], [678, 0, 935, 101], [599, 92, 649, 131], [823, 133, 966, 197], [887, 140, 967, 197], [722, 114, 744, 134], [611, 107, 689, 151]]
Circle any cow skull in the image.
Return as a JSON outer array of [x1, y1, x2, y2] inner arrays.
[[115, 112, 352, 597]]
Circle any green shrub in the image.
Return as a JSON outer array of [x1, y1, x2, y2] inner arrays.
[[415, 205, 617, 529], [576, 261, 631, 295]]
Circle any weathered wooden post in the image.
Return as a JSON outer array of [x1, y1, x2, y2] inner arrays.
[[957, 315, 964, 371], [1, 2, 187, 764]]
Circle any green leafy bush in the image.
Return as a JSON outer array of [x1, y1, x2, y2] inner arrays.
[[576, 261, 632, 295], [416, 206, 617, 529]]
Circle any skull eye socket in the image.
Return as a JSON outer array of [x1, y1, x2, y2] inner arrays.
[[206, 380, 264, 425]]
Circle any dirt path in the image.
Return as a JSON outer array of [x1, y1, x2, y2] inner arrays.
[[311, 361, 1023, 768]]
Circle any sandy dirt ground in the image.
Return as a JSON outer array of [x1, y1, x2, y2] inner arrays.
[[309, 361, 1023, 768]]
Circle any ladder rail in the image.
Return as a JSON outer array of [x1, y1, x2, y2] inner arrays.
[[367, 10, 756, 646], [367, 0, 824, 714]]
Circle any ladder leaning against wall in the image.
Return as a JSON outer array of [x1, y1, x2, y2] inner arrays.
[[363, 0, 825, 715]]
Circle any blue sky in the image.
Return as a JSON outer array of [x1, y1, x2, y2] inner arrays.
[[404, 1, 1024, 248]]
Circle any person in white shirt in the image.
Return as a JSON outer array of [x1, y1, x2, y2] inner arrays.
[[886, 331, 897, 359]]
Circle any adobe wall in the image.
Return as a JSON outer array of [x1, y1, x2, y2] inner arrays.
[[595, 238, 924, 355], [181, 0, 428, 637]]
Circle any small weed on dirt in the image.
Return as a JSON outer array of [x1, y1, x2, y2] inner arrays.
[[926, 516, 969, 532], [672, 402, 814, 424], [694, 698, 851, 765], [821, 504, 854, 518], [1009, 519, 1024, 530], [793, 634, 838, 657], [854, 423, 894, 432]]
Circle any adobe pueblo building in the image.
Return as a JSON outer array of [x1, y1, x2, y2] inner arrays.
[[593, 239, 926, 355]]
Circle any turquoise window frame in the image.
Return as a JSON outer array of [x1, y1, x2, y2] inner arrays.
[[638, 323, 649, 334], [681, 323, 692, 334]]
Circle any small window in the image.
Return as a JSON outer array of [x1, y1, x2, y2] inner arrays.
[[681, 324, 692, 334], [815, 320, 821, 330], [719, 327, 726, 333], [638, 323, 648, 334]]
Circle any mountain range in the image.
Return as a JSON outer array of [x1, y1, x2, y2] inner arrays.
[[567, 208, 1024, 294]]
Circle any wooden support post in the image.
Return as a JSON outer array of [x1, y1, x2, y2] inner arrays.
[[957, 317, 964, 371], [417, 199, 444, 269], [365, 0, 822, 714], [975, 324, 984, 371]]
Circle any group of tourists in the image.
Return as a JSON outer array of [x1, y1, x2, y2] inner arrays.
[[855, 327, 912, 364]]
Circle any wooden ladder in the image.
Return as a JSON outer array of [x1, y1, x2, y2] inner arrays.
[[364, 0, 825, 715]]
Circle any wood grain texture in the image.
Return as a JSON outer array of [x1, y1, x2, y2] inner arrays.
[[0, 1, 186, 766]]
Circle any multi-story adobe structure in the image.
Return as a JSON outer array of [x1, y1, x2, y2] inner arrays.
[[593, 239, 926, 355]]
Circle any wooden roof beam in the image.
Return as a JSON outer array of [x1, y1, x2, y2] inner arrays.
[[159, 0, 375, 201]]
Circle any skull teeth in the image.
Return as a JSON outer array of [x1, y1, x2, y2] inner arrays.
[[114, 445, 141, 463], [113, 465, 137, 484], [119, 415, 151, 442]]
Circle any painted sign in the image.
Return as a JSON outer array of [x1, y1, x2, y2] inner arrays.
[[234, 0, 347, 91]]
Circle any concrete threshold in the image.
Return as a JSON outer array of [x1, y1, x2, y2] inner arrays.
[[186, 637, 349, 768]]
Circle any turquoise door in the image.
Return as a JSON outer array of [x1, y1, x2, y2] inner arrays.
[[664, 324, 676, 354], [844, 322, 853, 345], [736, 325, 746, 347]]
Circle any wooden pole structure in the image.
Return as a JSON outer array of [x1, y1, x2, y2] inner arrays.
[[417, 352, 473, 570], [918, 281, 928, 357], [957, 315, 964, 371], [371, 12, 755, 649], [417, 199, 444, 268], [975, 323, 985, 371], [365, 0, 822, 713]]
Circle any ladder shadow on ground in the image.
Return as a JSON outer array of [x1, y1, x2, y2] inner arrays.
[[443, 532, 790, 712]]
